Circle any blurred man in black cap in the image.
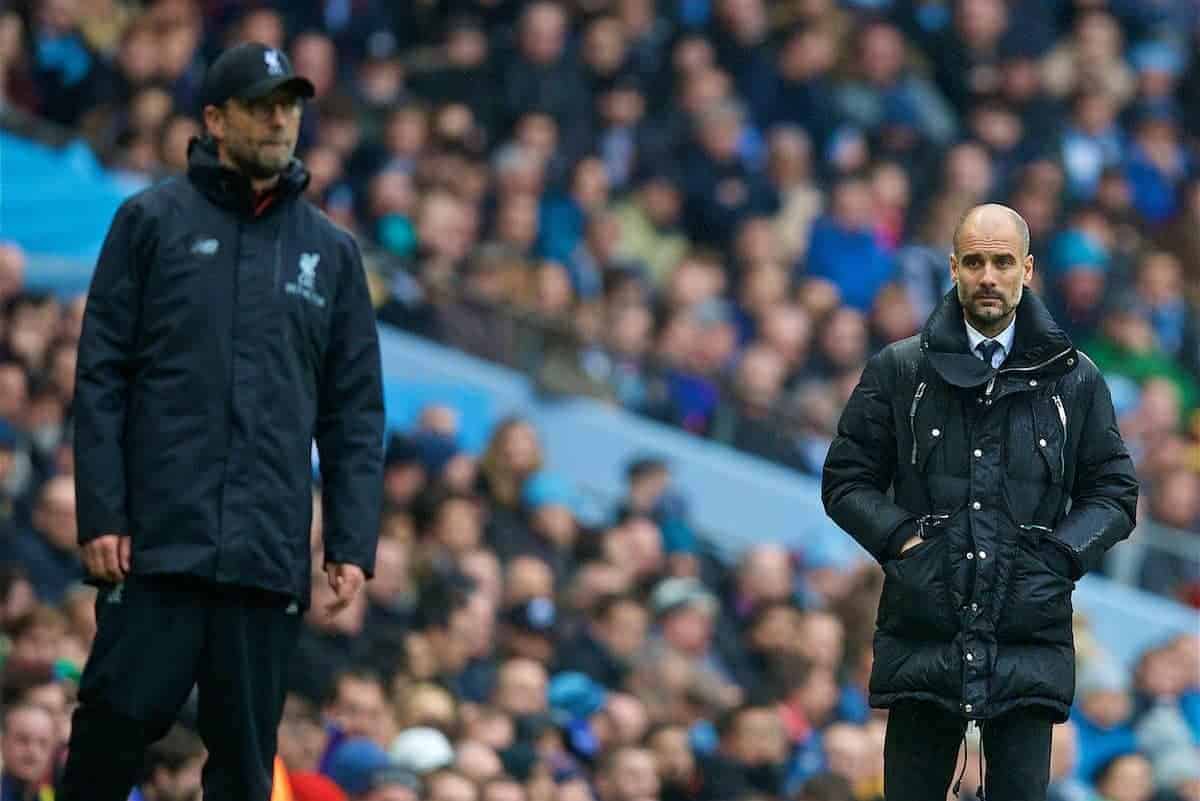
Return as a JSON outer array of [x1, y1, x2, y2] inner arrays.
[[60, 41, 384, 801]]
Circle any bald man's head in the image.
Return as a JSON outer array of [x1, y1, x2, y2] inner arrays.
[[953, 204, 1030, 259], [950, 204, 1033, 337]]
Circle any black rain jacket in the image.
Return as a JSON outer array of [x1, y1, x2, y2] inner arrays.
[[74, 138, 385, 604]]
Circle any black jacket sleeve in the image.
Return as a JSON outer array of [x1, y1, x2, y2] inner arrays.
[[1047, 366, 1139, 578], [316, 235, 385, 577], [73, 198, 151, 544], [822, 348, 918, 563]]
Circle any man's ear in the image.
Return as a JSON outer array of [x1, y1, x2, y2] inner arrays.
[[202, 104, 224, 140], [1024, 253, 1034, 285]]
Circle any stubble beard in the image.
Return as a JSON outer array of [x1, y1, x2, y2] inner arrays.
[[228, 138, 293, 180], [961, 286, 1020, 336]]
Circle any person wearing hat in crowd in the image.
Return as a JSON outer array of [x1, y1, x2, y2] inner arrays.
[[1046, 227, 1112, 342], [500, 596, 558, 664], [1074, 657, 1139, 783], [358, 765, 422, 801], [388, 726, 456, 777], [491, 472, 579, 581], [642, 577, 740, 701], [327, 738, 420, 800], [60, 40, 385, 801]]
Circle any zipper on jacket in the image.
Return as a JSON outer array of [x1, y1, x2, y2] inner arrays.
[[273, 237, 283, 295], [997, 348, 1074, 376], [1052, 394, 1067, 431], [1052, 394, 1067, 478], [909, 381, 927, 465], [983, 347, 1071, 400], [1019, 523, 1054, 533]]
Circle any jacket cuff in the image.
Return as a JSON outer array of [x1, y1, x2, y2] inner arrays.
[[78, 518, 128, 546], [884, 521, 917, 561], [323, 549, 375, 580], [1041, 537, 1082, 581]]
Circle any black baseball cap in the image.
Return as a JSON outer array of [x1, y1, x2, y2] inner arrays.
[[200, 42, 315, 110]]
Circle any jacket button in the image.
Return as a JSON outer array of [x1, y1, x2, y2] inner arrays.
[[985, 399, 993, 405], [971, 603, 979, 612], [1039, 438, 1047, 447], [966, 652, 974, 661], [978, 550, 988, 559], [1029, 379, 1038, 387], [1067, 358, 1075, 366], [973, 449, 982, 458], [964, 704, 974, 713], [972, 501, 982, 510], [932, 428, 941, 437], [966, 552, 974, 560]]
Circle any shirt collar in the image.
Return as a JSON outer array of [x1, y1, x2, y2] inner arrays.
[[964, 314, 1016, 361]]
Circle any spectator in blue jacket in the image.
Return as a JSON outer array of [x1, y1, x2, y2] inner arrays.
[[802, 174, 895, 312]]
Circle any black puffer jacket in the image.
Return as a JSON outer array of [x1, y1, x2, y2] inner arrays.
[[822, 289, 1138, 722]]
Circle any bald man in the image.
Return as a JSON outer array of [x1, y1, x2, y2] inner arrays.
[[822, 204, 1137, 800]]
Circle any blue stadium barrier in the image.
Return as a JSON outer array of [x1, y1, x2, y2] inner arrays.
[[377, 324, 1197, 668], [0, 132, 141, 292]]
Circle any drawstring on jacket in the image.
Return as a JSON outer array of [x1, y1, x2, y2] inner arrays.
[[951, 727, 968, 797], [976, 723, 986, 800], [950, 722, 987, 799], [974, 724, 984, 796]]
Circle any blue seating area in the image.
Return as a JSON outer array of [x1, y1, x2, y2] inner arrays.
[[0, 131, 141, 295]]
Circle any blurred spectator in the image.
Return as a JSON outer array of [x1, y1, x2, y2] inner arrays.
[[834, 21, 957, 149], [0, 702, 56, 800], [7, 476, 82, 605], [1075, 658, 1138, 782], [1, 2, 1198, 799], [802, 174, 894, 313], [1092, 752, 1154, 801], [131, 724, 206, 801]]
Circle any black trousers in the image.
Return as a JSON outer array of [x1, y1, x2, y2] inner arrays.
[[883, 701, 1053, 801], [58, 575, 301, 801]]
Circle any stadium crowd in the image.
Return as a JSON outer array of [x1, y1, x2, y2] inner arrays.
[[0, 0, 1199, 799]]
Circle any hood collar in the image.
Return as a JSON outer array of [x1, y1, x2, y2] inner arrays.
[[186, 136, 310, 217], [920, 287, 1076, 388]]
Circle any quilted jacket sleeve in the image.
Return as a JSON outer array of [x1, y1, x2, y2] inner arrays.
[[822, 348, 918, 563], [1047, 367, 1139, 578]]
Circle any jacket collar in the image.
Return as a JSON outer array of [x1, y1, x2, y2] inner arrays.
[[186, 136, 310, 219], [920, 287, 1076, 388]]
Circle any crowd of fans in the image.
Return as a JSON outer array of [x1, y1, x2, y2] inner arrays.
[[0, 0, 1199, 800], [1, 0, 1199, 589]]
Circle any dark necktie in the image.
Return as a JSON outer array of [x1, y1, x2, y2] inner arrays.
[[977, 339, 1002, 367]]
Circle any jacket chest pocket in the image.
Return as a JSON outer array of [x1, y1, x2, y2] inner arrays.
[[1006, 394, 1066, 486], [908, 382, 968, 478]]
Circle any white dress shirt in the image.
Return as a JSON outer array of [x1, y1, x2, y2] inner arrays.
[[965, 315, 1016, 369]]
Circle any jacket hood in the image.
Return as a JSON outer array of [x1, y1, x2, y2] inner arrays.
[[186, 135, 310, 217], [921, 287, 1076, 388]]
